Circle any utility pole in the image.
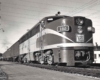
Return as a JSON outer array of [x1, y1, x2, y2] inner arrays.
[[0, 1, 1, 28], [40, 21, 45, 54], [0, 1, 4, 32]]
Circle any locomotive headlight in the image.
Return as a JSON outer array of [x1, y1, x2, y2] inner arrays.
[[87, 27, 95, 33], [77, 28, 83, 33], [76, 18, 84, 26]]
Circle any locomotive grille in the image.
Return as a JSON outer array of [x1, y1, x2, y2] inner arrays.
[[75, 50, 90, 61]]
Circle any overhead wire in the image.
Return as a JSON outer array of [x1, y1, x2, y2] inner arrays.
[[1, 0, 100, 25], [1, 0, 97, 17], [2, 1, 70, 12], [1, 0, 99, 18], [1, 2, 72, 16], [70, 0, 98, 15], [1, 12, 39, 20], [1, 9, 39, 18], [8, 0, 74, 9], [18, 0, 98, 16], [2, 19, 34, 24]]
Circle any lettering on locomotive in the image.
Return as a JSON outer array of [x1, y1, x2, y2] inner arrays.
[[57, 25, 70, 32]]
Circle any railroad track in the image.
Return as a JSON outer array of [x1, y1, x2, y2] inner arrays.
[[21, 62, 100, 78], [89, 64, 100, 69]]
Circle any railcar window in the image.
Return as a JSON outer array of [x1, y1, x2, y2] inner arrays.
[[31, 25, 39, 36], [26, 33, 30, 39], [99, 54, 100, 57], [30, 30, 32, 37], [47, 17, 62, 23], [21, 36, 25, 42], [24, 36, 27, 41], [31, 28, 34, 36], [94, 54, 96, 59], [19, 24, 40, 44]]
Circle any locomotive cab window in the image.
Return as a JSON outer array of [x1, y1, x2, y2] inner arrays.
[[99, 54, 100, 58], [94, 54, 96, 59], [40, 20, 45, 28]]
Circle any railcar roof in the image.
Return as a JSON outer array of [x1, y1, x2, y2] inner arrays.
[[44, 15, 68, 18]]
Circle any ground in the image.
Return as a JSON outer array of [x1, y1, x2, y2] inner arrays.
[[0, 61, 99, 80]]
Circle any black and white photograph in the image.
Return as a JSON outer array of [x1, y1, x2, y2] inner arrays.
[[0, 0, 100, 80]]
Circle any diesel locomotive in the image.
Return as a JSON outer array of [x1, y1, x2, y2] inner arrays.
[[3, 13, 95, 66]]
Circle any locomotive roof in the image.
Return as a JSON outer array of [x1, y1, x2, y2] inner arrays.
[[44, 15, 68, 18], [7, 15, 88, 46], [18, 15, 88, 42], [8, 15, 89, 50], [14, 14, 89, 41], [18, 15, 68, 41]]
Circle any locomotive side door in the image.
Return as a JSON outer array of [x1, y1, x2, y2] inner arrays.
[[39, 20, 45, 54], [35, 20, 46, 64], [38, 20, 46, 64]]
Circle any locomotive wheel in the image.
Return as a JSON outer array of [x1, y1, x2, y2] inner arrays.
[[23, 58, 27, 63], [36, 55, 39, 61], [39, 55, 44, 64], [35, 53, 39, 61], [47, 54, 53, 65]]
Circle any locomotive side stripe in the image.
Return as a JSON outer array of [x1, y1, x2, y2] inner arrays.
[[86, 37, 92, 43], [19, 42, 93, 55], [35, 43, 94, 52], [45, 29, 75, 43], [44, 43, 94, 49], [45, 29, 93, 43]]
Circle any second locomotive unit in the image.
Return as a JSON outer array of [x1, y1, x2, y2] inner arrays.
[[3, 13, 95, 66]]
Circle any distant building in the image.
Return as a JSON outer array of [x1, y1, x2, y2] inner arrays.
[[0, 53, 2, 56], [0, 53, 3, 60], [94, 46, 100, 64]]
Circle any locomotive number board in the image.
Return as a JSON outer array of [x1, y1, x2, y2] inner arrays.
[[76, 34, 84, 42], [57, 25, 70, 32]]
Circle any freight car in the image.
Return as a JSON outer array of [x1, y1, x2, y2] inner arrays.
[[3, 13, 95, 66], [3, 41, 19, 61]]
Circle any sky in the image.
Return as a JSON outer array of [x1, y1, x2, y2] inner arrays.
[[0, 0, 100, 53]]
